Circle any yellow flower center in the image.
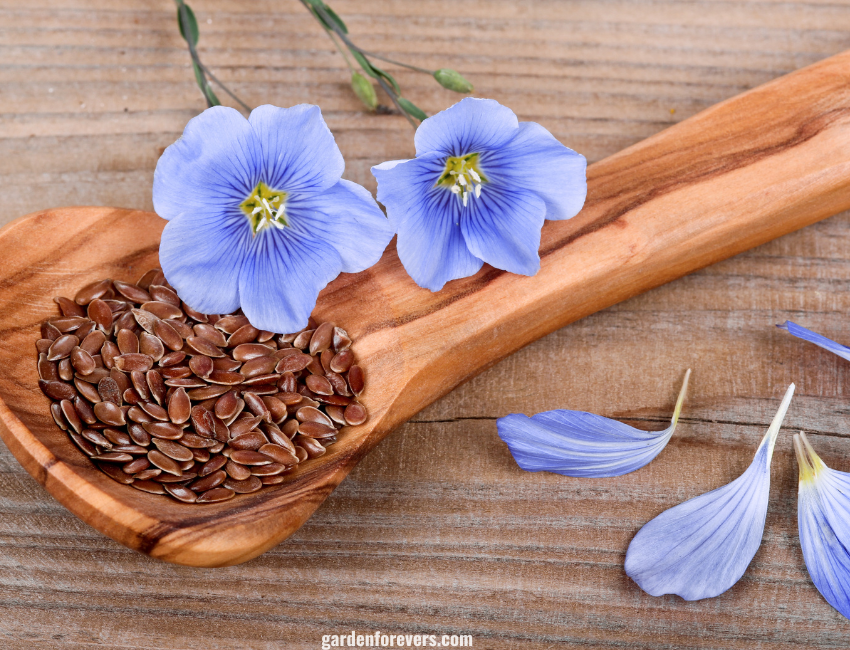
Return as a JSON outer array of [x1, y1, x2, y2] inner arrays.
[[240, 182, 288, 234], [437, 153, 487, 207]]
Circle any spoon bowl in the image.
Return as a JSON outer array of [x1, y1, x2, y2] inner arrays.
[[2, 50, 850, 566]]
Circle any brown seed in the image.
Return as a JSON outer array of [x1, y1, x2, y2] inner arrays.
[[80, 330, 107, 356], [261, 475, 287, 485], [294, 446, 309, 463], [146, 370, 166, 404], [306, 355, 324, 376], [100, 341, 119, 370], [36, 338, 52, 354], [159, 350, 186, 367], [229, 414, 264, 438], [70, 346, 96, 375], [229, 432, 268, 451], [344, 402, 368, 426], [82, 429, 112, 448], [130, 370, 151, 401], [38, 353, 58, 381], [232, 343, 273, 361], [196, 487, 236, 503], [142, 301, 184, 320], [148, 449, 182, 476], [51, 316, 90, 333], [142, 421, 185, 440], [98, 463, 134, 484], [311, 393, 352, 407], [128, 423, 151, 446], [190, 405, 216, 438], [297, 436, 327, 458], [251, 462, 288, 476], [139, 332, 165, 361], [192, 448, 211, 463], [281, 419, 300, 438], [110, 368, 131, 394], [347, 365, 365, 395], [257, 330, 275, 343], [132, 480, 166, 495], [333, 327, 352, 352], [47, 334, 80, 361], [74, 378, 102, 402], [115, 353, 153, 373], [277, 391, 302, 406], [179, 459, 195, 472], [164, 483, 197, 503], [131, 308, 160, 334], [227, 324, 260, 347], [326, 371, 351, 396], [183, 303, 208, 323], [60, 399, 82, 433], [225, 459, 252, 480], [152, 438, 194, 462], [275, 353, 312, 373], [58, 358, 74, 381], [114, 310, 137, 331], [103, 428, 131, 445], [305, 374, 333, 396], [243, 392, 270, 419], [97, 376, 122, 405], [199, 455, 228, 477], [122, 387, 141, 404], [165, 319, 193, 339], [258, 443, 298, 465], [75, 278, 112, 305], [50, 402, 68, 430], [296, 406, 333, 427], [41, 321, 62, 340], [167, 387, 191, 424], [187, 385, 230, 400], [87, 299, 114, 332], [185, 336, 225, 358], [140, 401, 169, 421], [162, 369, 197, 383], [93, 401, 125, 426], [242, 373, 281, 387], [39, 379, 75, 401], [261, 396, 288, 423], [111, 444, 149, 455], [214, 391, 239, 420], [207, 370, 244, 385], [213, 357, 243, 372], [69, 431, 98, 456], [292, 329, 314, 349], [128, 406, 154, 423], [229, 450, 273, 466], [136, 269, 159, 290], [54, 295, 86, 318], [309, 321, 334, 356], [153, 319, 183, 352], [74, 396, 97, 424], [103, 298, 130, 313], [193, 323, 228, 347], [263, 425, 296, 452], [180, 433, 218, 449], [123, 457, 150, 474], [189, 354, 214, 378], [224, 476, 263, 493], [240, 356, 278, 379], [93, 450, 135, 463], [134, 468, 162, 480], [153, 472, 196, 484], [215, 315, 250, 334], [113, 280, 151, 303], [298, 420, 337, 438], [116, 328, 139, 354], [189, 470, 227, 492], [241, 385, 278, 396], [149, 284, 180, 307]]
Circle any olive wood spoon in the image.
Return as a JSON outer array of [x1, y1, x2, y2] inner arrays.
[[1, 50, 850, 566]]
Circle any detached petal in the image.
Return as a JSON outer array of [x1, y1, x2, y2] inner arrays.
[[248, 104, 345, 193], [373, 153, 483, 291], [286, 180, 394, 274], [159, 210, 252, 316], [794, 432, 850, 621], [778, 321, 850, 363], [238, 228, 343, 334], [153, 106, 262, 220], [483, 122, 588, 221], [625, 384, 796, 601], [497, 370, 690, 477], [414, 97, 519, 157], [461, 185, 545, 277]]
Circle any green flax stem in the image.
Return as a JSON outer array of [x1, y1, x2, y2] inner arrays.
[[198, 62, 252, 113]]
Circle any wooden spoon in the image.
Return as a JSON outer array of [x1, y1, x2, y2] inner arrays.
[[1, 51, 850, 567]]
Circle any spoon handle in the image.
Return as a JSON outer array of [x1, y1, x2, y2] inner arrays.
[[361, 48, 850, 431]]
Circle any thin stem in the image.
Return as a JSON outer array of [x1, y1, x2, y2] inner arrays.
[[175, 0, 213, 108], [355, 49, 432, 75], [198, 62, 252, 113], [376, 76, 417, 128], [324, 27, 356, 74]]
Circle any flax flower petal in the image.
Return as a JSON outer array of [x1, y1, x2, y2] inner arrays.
[[625, 383, 796, 601], [497, 370, 690, 478], [794, 431, 850, 621], [777, 321, 850, 363]]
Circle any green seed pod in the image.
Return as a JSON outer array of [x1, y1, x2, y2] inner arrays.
[[351, 72, 378, 111], [433, 68, 473, 93]]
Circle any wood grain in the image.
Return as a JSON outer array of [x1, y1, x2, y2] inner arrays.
[[3, 0, 850, 647]]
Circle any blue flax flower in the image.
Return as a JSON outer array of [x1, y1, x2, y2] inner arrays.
[[372, 97, 587, 291], [778, 321, 850, 362], [496, 370, 690, 478], [153, 104, 394, 333], [794, 431, 850, 621], [625, 384, 796, 601]]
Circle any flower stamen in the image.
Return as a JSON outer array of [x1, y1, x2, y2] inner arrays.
[[240, 182, 288, 235], [438, 153, 486, 208]]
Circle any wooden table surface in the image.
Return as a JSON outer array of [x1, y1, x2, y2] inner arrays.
[[3, 0, 850, 647]]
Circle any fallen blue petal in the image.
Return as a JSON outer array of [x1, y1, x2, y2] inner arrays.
[[497, 369, 690, 478], [777, 321, 850, 363], [624, 383, 795, 601], [794, 431, 850, 621]]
